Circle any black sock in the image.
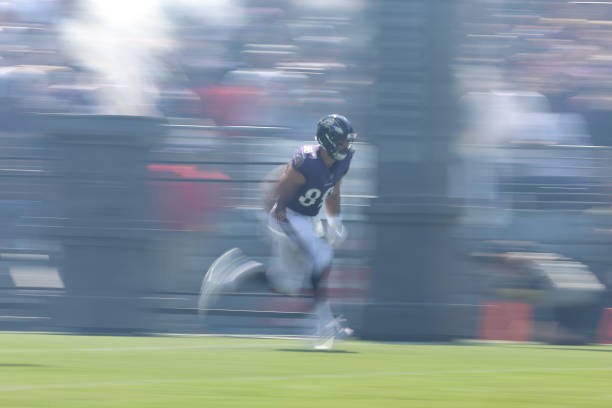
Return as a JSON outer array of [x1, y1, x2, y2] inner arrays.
[[311, 267, 330, 302]]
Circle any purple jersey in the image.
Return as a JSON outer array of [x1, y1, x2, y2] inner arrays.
[[287, 144, 353, 216]]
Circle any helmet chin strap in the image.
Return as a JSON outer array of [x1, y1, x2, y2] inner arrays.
[[332, 150, 347, 160]]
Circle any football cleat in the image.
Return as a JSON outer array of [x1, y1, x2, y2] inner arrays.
[[197, 248, 263, 315], [312, 315, 354, 350]]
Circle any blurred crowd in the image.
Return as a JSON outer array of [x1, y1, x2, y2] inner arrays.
[[0, 0, 373, 137], [3, 0, 612, 142], [452, 0, 612, 214], [456, 0, 612, 145]]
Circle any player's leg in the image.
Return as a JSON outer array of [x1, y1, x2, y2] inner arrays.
[[309, 259, 353, 349], [199, 206, 325, 318], [199, 208, 312, 315], [197, 247, 264, 315], [266, 209, 314, 295], [198, 210, 309, 317], [265, 232, 311, 295], [283, 210, 352, 348]]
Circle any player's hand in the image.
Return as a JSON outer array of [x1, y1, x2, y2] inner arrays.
[[272, 205, 288, 223], [326, 215, 347, 247]]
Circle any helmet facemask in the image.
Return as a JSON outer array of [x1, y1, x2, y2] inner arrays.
[[316, 114, 357, 161], [327, 132, 356, 160]]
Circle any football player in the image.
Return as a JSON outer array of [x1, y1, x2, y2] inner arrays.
[[199, 114, 356, 349]]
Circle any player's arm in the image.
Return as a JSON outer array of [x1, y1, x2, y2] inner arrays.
[[272, 162, 306, 222], [325, 178, 342, 216], [325, 177, 347, 247]]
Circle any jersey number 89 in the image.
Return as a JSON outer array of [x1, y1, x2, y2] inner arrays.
[[298, 187, 333, 208]]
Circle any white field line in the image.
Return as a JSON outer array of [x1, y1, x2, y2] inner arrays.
[[1, 367, 612, 392]]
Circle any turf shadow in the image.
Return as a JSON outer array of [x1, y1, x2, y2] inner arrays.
[[276, 348, 358, 354]]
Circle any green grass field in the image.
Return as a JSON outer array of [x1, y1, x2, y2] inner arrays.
[[0, 333, 610, 407]]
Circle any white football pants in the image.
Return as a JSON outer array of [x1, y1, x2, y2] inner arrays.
[[267, 208, 333, 295]]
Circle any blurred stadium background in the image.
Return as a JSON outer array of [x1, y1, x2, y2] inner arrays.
[[0, 0, 611, 345]]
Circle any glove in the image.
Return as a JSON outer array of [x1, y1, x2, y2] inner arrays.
[[326, 214, 347, 247], [267, 206, 288, 238]]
